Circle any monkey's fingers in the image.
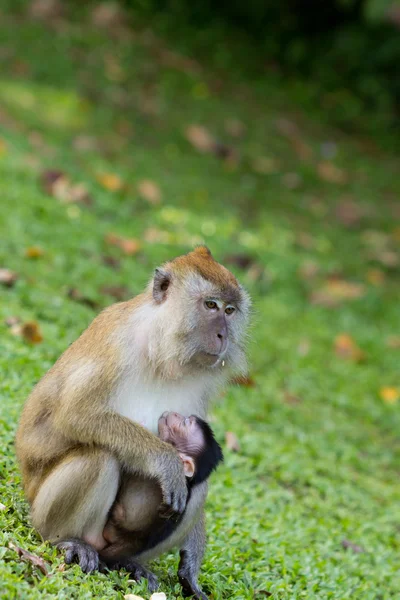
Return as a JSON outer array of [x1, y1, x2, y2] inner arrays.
[[57, 539, 99, 573]]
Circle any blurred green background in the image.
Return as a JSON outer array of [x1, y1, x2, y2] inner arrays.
[[0, 1, 399, 599]]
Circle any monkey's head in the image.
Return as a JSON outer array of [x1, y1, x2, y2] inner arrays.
[[158, 411, 223, 486], [149, 246, 250, 375]]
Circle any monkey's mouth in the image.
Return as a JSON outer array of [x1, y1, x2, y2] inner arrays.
[[195, 351, 226, 368]]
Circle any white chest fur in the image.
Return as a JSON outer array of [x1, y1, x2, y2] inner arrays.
[[111, 373, 209, 434]]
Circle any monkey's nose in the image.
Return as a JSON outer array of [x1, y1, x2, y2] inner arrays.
[[216, 331, 228, 354]]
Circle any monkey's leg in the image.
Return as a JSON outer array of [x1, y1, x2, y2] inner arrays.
[[31, 447, 120, 572], [178, 512, 208, 600]]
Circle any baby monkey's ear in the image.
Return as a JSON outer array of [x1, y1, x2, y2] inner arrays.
[[180, 454, 195, 478], [153, 268, 171, 303]]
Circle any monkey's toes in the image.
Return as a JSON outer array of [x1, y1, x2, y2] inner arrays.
[[179, 574, 208, 600]]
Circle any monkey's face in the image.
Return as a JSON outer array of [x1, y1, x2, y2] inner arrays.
[[151, 247, 250, 373]]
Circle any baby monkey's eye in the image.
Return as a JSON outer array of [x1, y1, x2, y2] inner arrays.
[[225, 306, 235, 315], [205, 300, 217, 310]]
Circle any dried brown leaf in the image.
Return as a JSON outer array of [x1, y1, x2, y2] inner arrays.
[[335, 199, 364, 228], [100, 285, 130, 301], [105, 233, 141, 256], [283, 391, 302, 405], [251, 156, 280, 175], [341, 539, 365, 554], [20, 321, 43, 344], [91, 2, 126, 28], [225, 431, 241, 452], [0, 268, 18, 287], [25, 246, 44, 258], [298, 261, 319, 280], [311, 279, 366, 307], [137, 179, 162, 205], [379, 387, 399, 404], [224, 118, 246, 138], [366, 269, 385, 286], [9, 542, 49, 575], [386, 336, 400, 349], [184, 125, 215, 153], [101, 255, 121, 270], [317, 162, 348, 184], [4, 316, 20, 327], [231, 375, 256, 387], [67, 288, 98, 310], [97, 173, 124, 192], [334, 334, 365, 362]]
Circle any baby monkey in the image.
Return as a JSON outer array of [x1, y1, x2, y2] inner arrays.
[[100, 411, 223, 561]]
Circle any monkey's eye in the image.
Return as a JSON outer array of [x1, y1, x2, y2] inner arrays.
[[205, 300, 218, 310], [225, 306, 235, 315]]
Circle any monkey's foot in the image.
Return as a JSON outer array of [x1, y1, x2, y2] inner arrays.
[[178, 571, 208, 600], [110, 558, 159, 592], [57, 538, 99, 573]]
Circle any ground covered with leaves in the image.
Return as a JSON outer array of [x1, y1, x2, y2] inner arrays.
[[0, 2, 400, 599]]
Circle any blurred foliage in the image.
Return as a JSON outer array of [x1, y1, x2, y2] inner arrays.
[[128, 0, 400, 139]]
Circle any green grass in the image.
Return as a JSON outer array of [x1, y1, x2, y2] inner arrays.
[[1, 2, 400, 598]]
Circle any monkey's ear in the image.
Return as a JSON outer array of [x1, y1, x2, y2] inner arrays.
[[181, 454, 195, 478], [153, 268, 171, 303]]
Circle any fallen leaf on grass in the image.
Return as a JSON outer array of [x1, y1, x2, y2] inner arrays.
[[40, 170, 92, 205], [143, 228, 171, 244], [335, 199, 365, 227], [105, 233, 141, 255], [97, 172, 124, 192], [225, 431, 241, 452], [366, 269, 385, 285], [124, 595, 145, 600], [150, 594, 167, 600], [317, 162, 348, 184], [311, 279, 366, 307], [25, 246, 44, 258], [101, 255, 121, 270], [231, 374, 256, 387], [4, 316, 20, 328], [20, 321, 43, 344], [386, 336, 400, 349], [67, 288, 98, 310], [100, 285, 130, 301], [341, 539, 365, 554], [0, 268, 18, 287], [379, 387, 399, 404], [137, 179, 162, 205], [334, 334, 365, 362], [8, 542, 48, 576], [298, 261, 319, 280], [224, 253, 255, 270], [283, 391, 302, 405], [91, 2, 127, 28], [185, 125, 214, 153], [251, 156, 280, 175], [224, 118, 246, 138]]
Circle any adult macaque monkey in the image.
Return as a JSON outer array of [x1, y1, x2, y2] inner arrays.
[[16, 246, 250, 598]]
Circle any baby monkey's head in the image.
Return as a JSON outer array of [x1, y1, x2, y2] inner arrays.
[[158, 411, 223, 487]]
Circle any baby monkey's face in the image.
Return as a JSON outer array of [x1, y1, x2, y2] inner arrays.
[[158, 411, 205, 457]]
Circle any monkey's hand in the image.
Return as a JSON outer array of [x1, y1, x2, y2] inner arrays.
[[156, 449, 188, 515]]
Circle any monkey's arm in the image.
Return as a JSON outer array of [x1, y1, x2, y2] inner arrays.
[[53, 378, 187, 513]]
